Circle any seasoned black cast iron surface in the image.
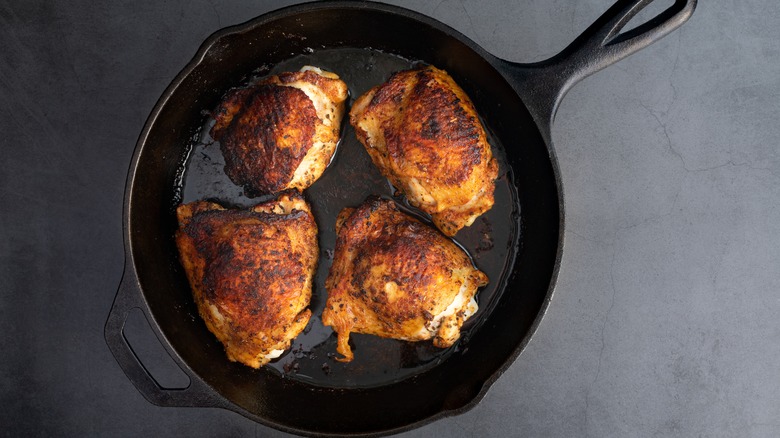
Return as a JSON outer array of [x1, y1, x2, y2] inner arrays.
[[181, 48, 519, 387], [106, 0, 695, 435]]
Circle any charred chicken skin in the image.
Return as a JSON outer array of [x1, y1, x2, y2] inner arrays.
[[175, 192, 318, 368], [211, 66, 348, 197], [349, 65, 498, 236], [322, 197, 488, 362]]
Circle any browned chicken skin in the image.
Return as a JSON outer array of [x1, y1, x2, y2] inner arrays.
[[349, 65, 498, 236], [322, 198, 488, 362], [175, 192, 318, 368], [211, 66, 348, 196]]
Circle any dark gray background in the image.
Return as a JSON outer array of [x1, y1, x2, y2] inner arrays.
[[2, 0, 779, 436]]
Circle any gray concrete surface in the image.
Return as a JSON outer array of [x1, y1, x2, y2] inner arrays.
[[2, 0, 779, 436]]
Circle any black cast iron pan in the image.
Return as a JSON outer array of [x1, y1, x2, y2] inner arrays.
[[105, 0, 695, 435]]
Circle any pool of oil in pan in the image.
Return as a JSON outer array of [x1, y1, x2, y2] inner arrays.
[[178, 47, 519, 388]]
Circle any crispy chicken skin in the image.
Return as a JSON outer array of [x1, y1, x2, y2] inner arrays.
[[349, 65, 498, 236], [175, 192, 318, 368], [211, 66, 348, 196], [322, 198, 488, 362]]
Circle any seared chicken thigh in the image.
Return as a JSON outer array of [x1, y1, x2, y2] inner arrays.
[[322, 198, 488, 362], [175, 192, 318, 368], [211, 66, 348, 196], [349, 65, 498, 236]]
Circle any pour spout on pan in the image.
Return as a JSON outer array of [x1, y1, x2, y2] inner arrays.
[[497, 0, 697, 137]]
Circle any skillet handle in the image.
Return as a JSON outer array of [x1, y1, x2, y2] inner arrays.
[[499, 0, 696, 132], [104, 265, 224, 408]]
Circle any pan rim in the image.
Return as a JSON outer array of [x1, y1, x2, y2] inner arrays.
[[120, 1, 564, 436]]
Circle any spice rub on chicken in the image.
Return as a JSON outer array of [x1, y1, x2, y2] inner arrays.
[[322, 197, 488, 362], [211, 66, 348, 197], [175, 192, 318, 368], [349, 65, 498, 236]]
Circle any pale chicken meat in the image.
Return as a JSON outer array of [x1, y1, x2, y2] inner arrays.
[[175, 192, 318, 368], [211, 66, 348, 196], [349, 65, 498, 236], [322, 197, 488, 362]]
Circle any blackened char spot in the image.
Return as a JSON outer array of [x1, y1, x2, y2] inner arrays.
[[420, 116, 440, 139]]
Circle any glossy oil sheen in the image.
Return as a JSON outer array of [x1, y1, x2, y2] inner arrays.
[[179, 48, 519, 388], [111, 0, 696, 433]]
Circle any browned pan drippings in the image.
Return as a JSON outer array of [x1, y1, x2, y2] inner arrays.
[[107, 2, 695, 433], [179, 48, 520, 388]]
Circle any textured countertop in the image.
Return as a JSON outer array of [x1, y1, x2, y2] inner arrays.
[[2, 0, 779, 436]]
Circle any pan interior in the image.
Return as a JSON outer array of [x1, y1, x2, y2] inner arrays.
[[128, 4, 558, 433], [179, 47, 518, 388]]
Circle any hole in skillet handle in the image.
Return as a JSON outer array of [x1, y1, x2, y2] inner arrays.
[[115, 0, 699, 434], [123, 308, 190, 389], [618, 0, 676, 36], [499, 0, 697, 132], [104, 271, 226, 409]]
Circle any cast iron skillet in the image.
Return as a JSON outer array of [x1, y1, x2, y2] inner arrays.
[[105, 0, 695, 435]]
